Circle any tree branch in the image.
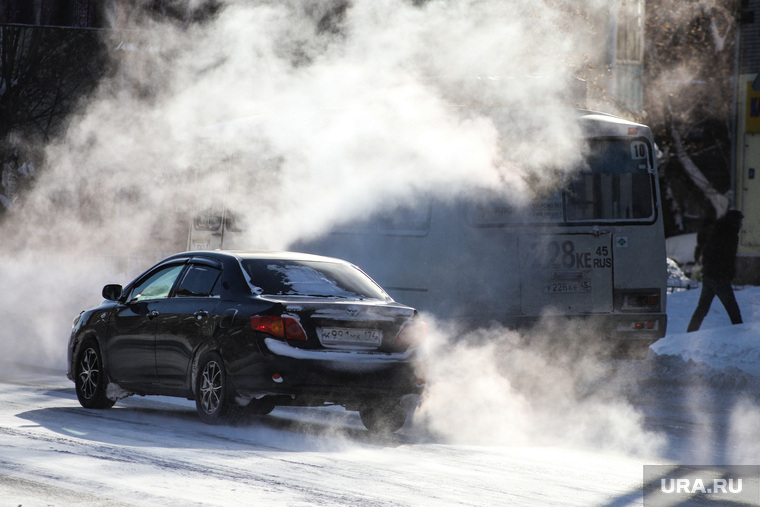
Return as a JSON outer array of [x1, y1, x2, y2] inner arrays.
[[670, 126, 729, 216]]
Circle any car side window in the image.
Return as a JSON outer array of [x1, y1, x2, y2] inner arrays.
[[175, 265, 222, 298], [129, 264, 185, 302]]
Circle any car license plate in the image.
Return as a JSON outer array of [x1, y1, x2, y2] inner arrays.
[[545, 280, 592, 293], [318, 327, 383, 347]]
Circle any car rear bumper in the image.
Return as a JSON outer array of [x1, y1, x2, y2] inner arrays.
[[225, 338, 425, 405]]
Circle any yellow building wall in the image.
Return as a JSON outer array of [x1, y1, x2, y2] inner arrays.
[[735, 75, 760, 283]]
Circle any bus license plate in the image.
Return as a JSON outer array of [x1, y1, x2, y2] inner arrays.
[[545, 280, 591, 293], [319, 327, 383, 346]]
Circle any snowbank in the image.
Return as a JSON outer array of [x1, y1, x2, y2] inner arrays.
[[665, 232, 697, 265], [651, 284, 760, 383]]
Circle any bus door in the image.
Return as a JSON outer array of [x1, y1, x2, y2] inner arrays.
[[518, 233, 613, 316]]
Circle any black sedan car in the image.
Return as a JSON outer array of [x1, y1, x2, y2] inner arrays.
[[67, 251, 427, 432]]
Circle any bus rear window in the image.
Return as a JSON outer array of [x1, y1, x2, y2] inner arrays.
[[565, 139, 654, 222]]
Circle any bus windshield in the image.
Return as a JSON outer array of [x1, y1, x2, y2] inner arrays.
[[564, 138, 654, 222]]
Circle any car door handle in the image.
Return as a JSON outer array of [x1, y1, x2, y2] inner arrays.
[[148, 310, 159, 320], [195, 310, 209, 320]]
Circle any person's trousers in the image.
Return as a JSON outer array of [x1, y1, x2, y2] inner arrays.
[[687, 275, 743, 332]]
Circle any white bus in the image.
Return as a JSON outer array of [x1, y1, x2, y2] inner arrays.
[[293, 111, 668, 358]]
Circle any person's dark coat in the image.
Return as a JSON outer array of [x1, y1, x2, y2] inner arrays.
[[700, 210, 743, 281], [693, 217, 715, 265]]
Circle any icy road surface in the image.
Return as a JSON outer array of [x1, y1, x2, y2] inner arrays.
[[2, 287, 760, 506], [0, 362, 757, 507], [0, 366, 653, 507]]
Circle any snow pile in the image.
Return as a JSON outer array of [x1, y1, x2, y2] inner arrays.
[[667, 257, 698, 290], [653, 285, 760, 381], [616, 352, 760, 393], [653, 322, 760, 383], [665, 232, 697, 265]]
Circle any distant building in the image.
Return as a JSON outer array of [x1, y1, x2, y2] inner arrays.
[[582, 0, 645, 116], [734, 0, 760, 284], [609, 0, 646, 114]]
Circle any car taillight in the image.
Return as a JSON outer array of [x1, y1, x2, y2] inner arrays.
[[284, 317, 308, 341], [250, 315, 308, 341], [394, 320, 428, 346]]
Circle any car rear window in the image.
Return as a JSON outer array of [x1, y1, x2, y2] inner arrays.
[[241, 259, 388, 300]]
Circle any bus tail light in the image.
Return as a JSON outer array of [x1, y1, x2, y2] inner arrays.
[[250, 315, 308, 341], [615, 290, 661, 312]]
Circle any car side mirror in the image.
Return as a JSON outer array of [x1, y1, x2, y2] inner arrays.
[[102, 284, 123, 301]]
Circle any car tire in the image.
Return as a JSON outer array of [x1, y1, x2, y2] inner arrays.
[[359, 400, 407, 433], [74, 338, 116, 409], [195, 352, 239, 425]]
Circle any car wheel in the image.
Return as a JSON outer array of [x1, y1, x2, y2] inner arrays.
[[359, 400, 407, 433], [195, 352, 238, 424], [74, 338, 116, 409]]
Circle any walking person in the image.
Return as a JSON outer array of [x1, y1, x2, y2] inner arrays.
[[687, 210, 744, 332]]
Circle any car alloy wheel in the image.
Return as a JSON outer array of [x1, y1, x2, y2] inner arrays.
[[195, 352, 239, 424], [79, 348, 100, 400], [199, 359, 223, 416], [74, 339, 115, 409]]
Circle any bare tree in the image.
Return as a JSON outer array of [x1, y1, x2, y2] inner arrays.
[[644, 0, 738, 235], [0, 24, 113, 212], [0, 0, 224, 214], [1, 26, 111, 139]]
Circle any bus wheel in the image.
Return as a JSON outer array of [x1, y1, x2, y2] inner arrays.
[[612, 341, 651, 360]]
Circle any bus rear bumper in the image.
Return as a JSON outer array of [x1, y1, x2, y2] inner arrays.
[[493, 312, 667, 342], [611, 312, 667, 339]]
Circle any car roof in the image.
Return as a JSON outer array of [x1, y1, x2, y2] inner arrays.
[[177, 250, 352, 264]]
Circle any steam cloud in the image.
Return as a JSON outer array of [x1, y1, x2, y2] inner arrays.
[[413, 319, 666, 455], [0, 0, 678, 455], [3, 0, 599, 255], [2, 0, 600, 365]]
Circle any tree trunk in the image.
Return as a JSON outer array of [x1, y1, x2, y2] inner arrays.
[[671, 126, 729, 217]]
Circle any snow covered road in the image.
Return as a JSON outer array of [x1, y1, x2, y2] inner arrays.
[[0, 366, 652, 507], [3, 287, 760, 506]]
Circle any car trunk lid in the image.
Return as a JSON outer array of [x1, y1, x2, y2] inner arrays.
[[264, 298, 417, 352]]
